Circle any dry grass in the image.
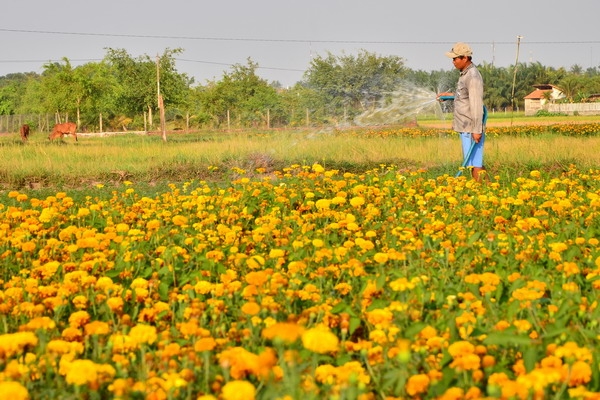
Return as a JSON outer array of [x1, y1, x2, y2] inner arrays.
[[0, 126, 598, 190]]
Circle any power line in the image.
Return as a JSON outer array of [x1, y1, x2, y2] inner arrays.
[[2, 28, 600, 45], [0, 57, 304, 73]]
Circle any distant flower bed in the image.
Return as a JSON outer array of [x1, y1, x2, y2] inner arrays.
[[350, 123, 600, 138], [0, 165, 600, 398]]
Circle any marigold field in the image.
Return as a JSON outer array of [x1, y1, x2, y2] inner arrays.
[[1, 125, 600, 399]]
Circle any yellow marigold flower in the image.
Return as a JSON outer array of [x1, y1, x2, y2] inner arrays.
[[110, 334, 138, 354], [334, 282, 352, 295], [106, 297, 124, 313], [64, 359, 115, 387], [22, 316, 56, 331], [246, 255, 265, 269], [311, 163, 325, 173], [129, 324, 157, 345], [349, 196, 365, 207], [406, 374, 430, 396], [46, 339, 84, 356], [262, 322, 305, 344], [194, 281, 213, 295], [172, 215, 188, 226], [72, 295, 87, 310], [562, 282, 579, 292], [513, 319, 532, 333], [268, 248, 285, 258], [315, 199, 331, 210], [221, 380, 256, 400], [389, 277, 415, 292], [301, 326, 339, 354], [373, 252, 388, 264], [366, 308, 393, 328], [241, 302, 261, 316], [146, 219, 161, 230], [76, 208, 90, 218], [0, 332, 38, 359], [108, 378, 132, 397], [312, 238, 325, 248], [0, 381, 29, 400], [130, 278, 149, 290]]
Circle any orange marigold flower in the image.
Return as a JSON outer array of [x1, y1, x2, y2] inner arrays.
[[406, 374, 430, 396], [195, 337, 217, 352], [68, 311, 91, 328], [84, 321, 110, 336], [241, 302, 261, 316], [262, 322, 305, 344], [21, 316, 56, 331]]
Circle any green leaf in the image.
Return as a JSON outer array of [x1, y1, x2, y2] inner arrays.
[[329, 301, 351, 314], [523, 346, 538, 372], [483, 332, 532, 346], [158, 282, 170, 302], [404, 322, 427, 338], [349, 317, 362, 335]]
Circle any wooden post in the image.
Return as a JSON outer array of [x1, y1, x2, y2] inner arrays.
[[99, 113, 103, 133], [156, 54, 166, 142], [227, 109, 231, 132]]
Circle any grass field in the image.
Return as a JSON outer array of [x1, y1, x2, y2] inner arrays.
[[1, 115, 600, 192]]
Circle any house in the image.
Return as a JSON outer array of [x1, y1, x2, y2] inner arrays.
[[524, 84, 565, 116]]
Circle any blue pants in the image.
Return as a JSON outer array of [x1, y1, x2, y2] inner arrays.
[[459, 133, 485, 167]]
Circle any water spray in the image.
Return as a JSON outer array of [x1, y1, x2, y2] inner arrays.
[[354, 82, 447, 126]]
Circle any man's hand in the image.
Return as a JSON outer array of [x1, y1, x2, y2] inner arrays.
[[472, 133, 482, 143]]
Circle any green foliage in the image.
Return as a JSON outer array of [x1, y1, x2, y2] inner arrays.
[[2, 49, 600, 130], [304, 50, 407, 119], [535, 109, 568, 117]]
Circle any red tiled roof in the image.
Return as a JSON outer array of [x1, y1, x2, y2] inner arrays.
[[524, 89, 550, 100]]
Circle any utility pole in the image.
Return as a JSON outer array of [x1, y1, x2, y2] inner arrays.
[[156, 54, 167, 142], [510, 35, 523, 112]]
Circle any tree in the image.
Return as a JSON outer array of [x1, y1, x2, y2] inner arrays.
[[0, 73, 37, 115], [103, 48, 191, 129], [199, 59, 281, 128], [39, 58, 79, 121], [304, 50, 407, 121]]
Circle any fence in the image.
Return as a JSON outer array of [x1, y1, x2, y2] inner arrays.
[[547, 103, 600, 116], [0, 114, 55, 134], [0, 106, 446, 135]]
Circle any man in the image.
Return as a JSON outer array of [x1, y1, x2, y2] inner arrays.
[[438, 42, 486, 181]]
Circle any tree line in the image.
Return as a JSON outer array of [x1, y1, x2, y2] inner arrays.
[[1, 47, 599, 131]]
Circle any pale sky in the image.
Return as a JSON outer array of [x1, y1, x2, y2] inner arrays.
[[3, 0, 599, 87]]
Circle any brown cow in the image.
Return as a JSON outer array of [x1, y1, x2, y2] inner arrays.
[[20, 124, 30, 143], [48, 122, 78, 142]]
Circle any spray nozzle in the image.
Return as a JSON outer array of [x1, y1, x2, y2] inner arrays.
[[438, 95, 455, 101]]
